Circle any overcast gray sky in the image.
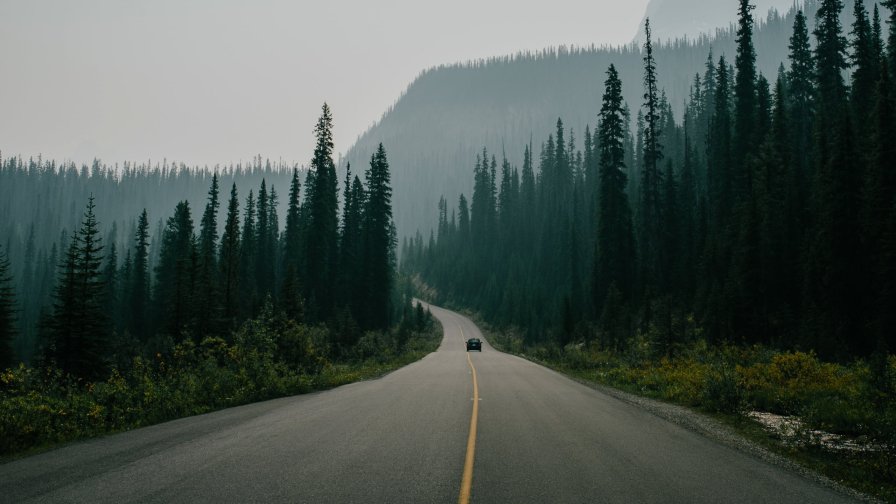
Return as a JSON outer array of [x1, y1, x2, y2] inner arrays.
[[0, 0, 660, 168]]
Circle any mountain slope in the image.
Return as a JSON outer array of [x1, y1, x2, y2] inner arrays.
[[343, 0, 867, 239], [634, 0, 800, 43]]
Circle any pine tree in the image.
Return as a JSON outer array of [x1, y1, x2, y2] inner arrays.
[[282, 169, 303, 320], [220, 184, 241, 325], [640, 17, 664, 296], [872, 5, 884, 67], [788, 9, 816, 240], [361, 144, 396, 331], [256, 179, 271, 297], [130, 209, 150, 340], [807, 0, 865, 356], [815, 0, 849, 113], [882, 0, 896, 75], [703, 56, 734, 342], [850, 0, 877, 141], [154, 201, 196, 339], [196, 173, 220, 336], [102, 237, 119, 332], [240, 190, 258, 317], [594, 65, 636, 321], [303, 103, 340, 322], [733, 0, 758, 199], [337, 163, 363, 323], [0, 244, 16, 368], [866, 61, 896, 347], [45, 196, 108, 380]]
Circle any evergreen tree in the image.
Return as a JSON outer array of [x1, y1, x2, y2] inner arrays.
[[219, 184, 241, 325], [788, 9, 816, 239], [0, 244, 16, 368], [703, 56, 734, 342], [361, 144, 396, 331], [337, 163, 364, 324], [640, 17, 664, 295], [866, 61, 896, 347], [282, 169, 303, 320], [734, 0, 758, 198], [594, 64, 636, 320], [303, 103, 340, 322], [44, 196, 108, 380], [154, 201, 196, 339], [102, 237, 119, 332], [130, 209, 150, 340], [240, 190, 258, 317], [815, 0, 849, 113], [256, 179, 271, 297], [196, 173, 220, 336], [850, 0, 877, 141], [883, 0, 896, 75]]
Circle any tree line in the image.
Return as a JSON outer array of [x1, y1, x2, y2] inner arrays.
[[403, 0, 896, 360], [0, 154, 298, 363], [0, 104, 398, 379]]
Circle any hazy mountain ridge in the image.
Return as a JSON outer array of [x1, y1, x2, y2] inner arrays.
[[634, 0, 802, 43], [345, 0, 871, 239]]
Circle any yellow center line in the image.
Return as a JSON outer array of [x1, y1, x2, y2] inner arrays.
[[459, 322, 479, 504]]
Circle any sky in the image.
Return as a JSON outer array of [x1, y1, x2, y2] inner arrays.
[[0, 0, 654, 168]]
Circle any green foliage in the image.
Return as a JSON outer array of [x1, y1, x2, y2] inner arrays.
[[42, 196, 109, 381], [0, 245, 15, 369], [0, 300, 440, 457]]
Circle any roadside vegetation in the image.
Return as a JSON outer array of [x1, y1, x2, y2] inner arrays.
[[403, 1, 896, 500], [0, 299, 440, 458], [0, 104, 443, 459], [484, 323, 896, 502]]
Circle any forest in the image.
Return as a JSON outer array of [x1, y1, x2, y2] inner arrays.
[[402, 2, 896, 492], [347, 0, 876, 241], [403, 0, 895, 361], [0, 105, 440, 455]]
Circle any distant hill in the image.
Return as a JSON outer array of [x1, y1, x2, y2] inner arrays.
[[634, 0, 801, 43], [343, 0, 869, 240]]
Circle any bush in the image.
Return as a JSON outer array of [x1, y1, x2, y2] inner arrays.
[[0, 308, 442, 457]]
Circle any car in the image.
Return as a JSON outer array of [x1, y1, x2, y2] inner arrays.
[[466, 338, 482, 352]]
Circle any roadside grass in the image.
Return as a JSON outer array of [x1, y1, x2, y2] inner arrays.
[[0, 313, 442, 461], [483, 322, 896, 503]]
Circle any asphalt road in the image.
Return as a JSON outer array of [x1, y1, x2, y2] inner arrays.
[[0, 303, 860, 503]]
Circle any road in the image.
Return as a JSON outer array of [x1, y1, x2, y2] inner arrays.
[[0, 303, 859, 503]]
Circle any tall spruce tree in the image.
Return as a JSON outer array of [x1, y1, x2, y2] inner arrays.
[[640, 17, 664, 297], [734, 0, 758, 198], [196, 174, 220, 336], [593, 65, 636, 324], [282, 169, 303, 319], [130, 209, 150, 340], [883, 0, 896, 75], [45, 196, 108, 380], [788, 9, 816, 237], [154, 201, 196, 339], [0, 244, 16, 368], [255, 179, 272, 297], [337, 163, 365, 325], [703, 56, 734, 342], [220, 183, 241, 324], [303, 103, 340, 322], [240, 190, 258, 317], [850, 0, 877, 142], [361, 144, 396, 331]]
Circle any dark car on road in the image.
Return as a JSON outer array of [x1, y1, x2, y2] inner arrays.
[[466, 338, 482, 352]]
